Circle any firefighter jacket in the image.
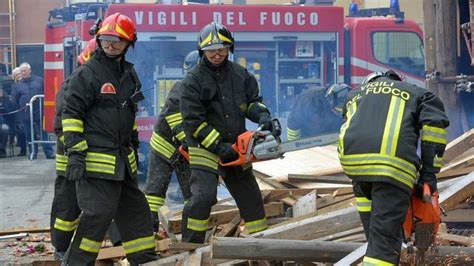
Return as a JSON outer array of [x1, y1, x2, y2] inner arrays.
[[150, 81, 186, 163], [54, 81, 68, 177], [180, 57, 270, 174], [287, 87, 342, 141], [338, 77, 449, 192], [62, 49, 142, 181]]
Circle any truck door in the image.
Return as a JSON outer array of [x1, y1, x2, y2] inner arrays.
[[348, 18, 425, 87]]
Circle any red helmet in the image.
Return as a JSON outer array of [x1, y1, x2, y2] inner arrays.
[[96, 13, 136, 42], [77, 39, 98, 65]]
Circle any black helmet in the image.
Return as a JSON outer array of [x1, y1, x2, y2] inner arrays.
[[197, 22, 234, 55], [183, 50, 200, 73], [325, 83, 351, 114], [361, 70, 402, 85]]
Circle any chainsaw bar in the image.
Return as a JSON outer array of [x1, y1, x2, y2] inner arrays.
[[278, 133, 339, 153]]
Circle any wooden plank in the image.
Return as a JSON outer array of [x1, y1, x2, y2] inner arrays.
[[438, 155, 474, 178], [184, 250, 202, 266], [442, 129, 474, 163], [252, 206, 361, 240], [288, 174, 351, 184], [293, 190, 318, 217], [334, 242, 367, 266], [0, 227, 50, 236], [216, 215, 241, 237], [158, 206, 177, 240], [254, 172, 298, 206], [316, 227, 365, 242], [317, 198, 356, 216], [96, 246, 125, 260], [262, 188, 315, 203], [211, 237, 361, 262], [269, 167, 344, 183], [439, 172, 474, 211], [437, 232, 474, 246], [168, 202, 284, 233], [317, 194, 354, 209]]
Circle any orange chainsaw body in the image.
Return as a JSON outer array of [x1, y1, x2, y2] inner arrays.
[[403, 184, 442, 245]]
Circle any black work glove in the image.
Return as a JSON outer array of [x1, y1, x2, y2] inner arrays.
[[66, 152, 86, 182], [214, 142, 239, 164], [258, 114, 272, 131], [417, 171, 437, 193]]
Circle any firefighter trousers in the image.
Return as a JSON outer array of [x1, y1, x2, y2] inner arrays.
[[51, 176, 124, 256], [353, 180, 410, 265], [181, 168, 267, 243], [50, 176, 81, 253], [144, 151, 191, 231], [64, 175, 157, 265]]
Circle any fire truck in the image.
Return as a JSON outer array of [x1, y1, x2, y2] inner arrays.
[[43, 1, 424, 179]]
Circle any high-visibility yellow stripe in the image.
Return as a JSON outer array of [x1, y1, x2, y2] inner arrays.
[[85, 162, 115, 175], [115, 24, 130, 40], [380, 96, 405, 156], [339, 102, 357, 155], [122, 235, 155, 254], [201, 129, 220, 148], [339, 153, 416, 177], [189, 147, 218, 170], [193, 122, 208, 138], [56, 162, 67, 172], [218, 32, 232, 44], [363, 256, 395, 266], [86, 152, 116, 165], [355, 197, 372, 212], [56, 154, 68, 163], [246, 217, 267, 234], [62, 118, 84, 133], [133, 121, 138, 131], [146, 195, 165, 212], [342, 164, 415, 188], [128, 150, 137, 173], [287, 128, 301, 141], [187, 217, 209, 232], [146, 195, 165, 205], [59, 135, 65, 143], [165, 113, 182, 129], [199, 32, 213, 48], [150, 131, 176, 159], [53, 217, 79, 232], [422, 125, 447, 144], [434, 155, 443, 168], [70, 140, 88, 152], [175, 131, 186, 142], [79, 238, 102, 253]]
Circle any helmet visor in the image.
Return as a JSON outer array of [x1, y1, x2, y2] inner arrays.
[[98, 35, 121, 42]]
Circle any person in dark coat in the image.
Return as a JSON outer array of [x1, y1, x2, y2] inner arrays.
[[13, 62, 54, 159]]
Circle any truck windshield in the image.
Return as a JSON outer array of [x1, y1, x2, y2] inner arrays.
[[372, 31, 425, 78]]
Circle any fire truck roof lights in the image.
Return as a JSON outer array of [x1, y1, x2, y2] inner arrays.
[[347, 0, 404, 21]]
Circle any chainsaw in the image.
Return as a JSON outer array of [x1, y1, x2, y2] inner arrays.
[[403, 183, 442, 265], [179, 119, 339, 166]]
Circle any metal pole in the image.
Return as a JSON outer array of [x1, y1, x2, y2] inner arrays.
[[8, 0, 16, 68]]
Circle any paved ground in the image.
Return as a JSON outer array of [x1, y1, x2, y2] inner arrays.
[[0, 147, 56, 264]]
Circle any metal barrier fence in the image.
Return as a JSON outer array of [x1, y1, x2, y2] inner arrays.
[[28, 94, 55, 160]]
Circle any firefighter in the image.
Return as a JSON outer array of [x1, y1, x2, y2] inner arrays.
[[338, 70, 449, 265], [144, 50, 199, 232], [61, 13, 157, 264], [50, 39, 96, 260], [180, 22, 278, 243], [286, 83, 350, 141]]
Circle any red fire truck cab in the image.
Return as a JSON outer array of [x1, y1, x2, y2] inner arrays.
[[43, 2, 424, 178]]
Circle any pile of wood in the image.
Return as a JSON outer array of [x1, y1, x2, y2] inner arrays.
[[10, 130, 472, 265], [137, 131, 473, 265]]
